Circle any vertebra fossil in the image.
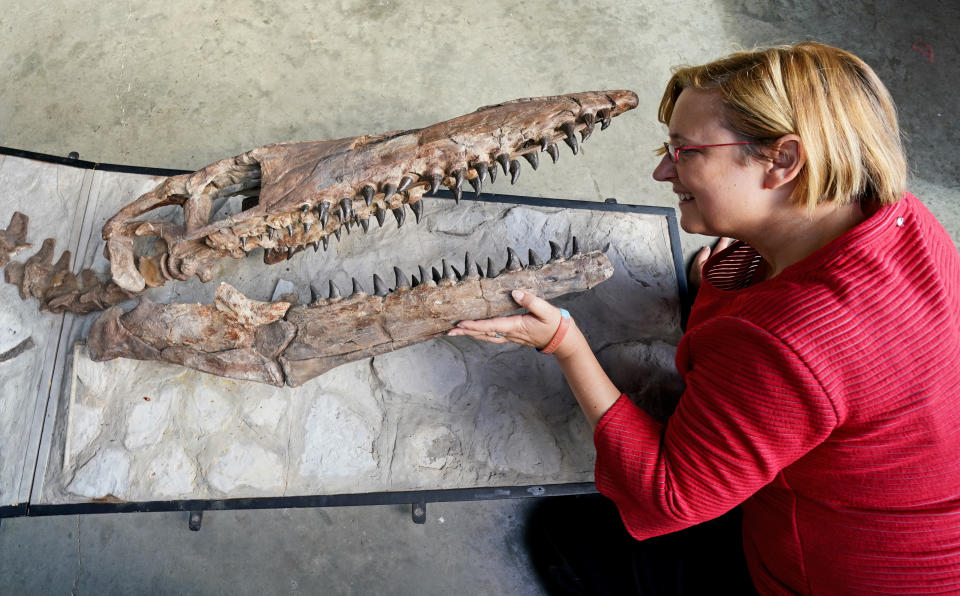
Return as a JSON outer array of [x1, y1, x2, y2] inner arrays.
[[87, 243, 613, 386], [2, 90, 636, 315]]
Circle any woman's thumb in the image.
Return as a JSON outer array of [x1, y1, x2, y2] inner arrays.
[[511, 289, 554, 319]]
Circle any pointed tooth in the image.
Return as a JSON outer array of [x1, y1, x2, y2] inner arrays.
[[598, 109, 612, 130], [373, 274, 388, 297], [240, 236, 247, 250], [442, 259, 456, 282], [509, 160, 521, 184], [506, 247, 522, 271], [572, 236, 581, 256], [546, 144, 559, 163], [322, 236, 329, 251], [361, 185, 375, 205], [540, 137, 550, 152], [418, 265, 431, 286], [429, 173, 442, 195], [382, 182, 397, 202], [310, 282, 324, 303], [340, 199, 353, 223], [468, 173, 482, 197], [549, 241, 563, 261], [351, 277, 365, 296], [488, 163, 497, 184], [473, 162, 488, 185], [303, 221, 312, 234], [300, 204, 311, 216], [360, 217, 370, 233], [334, 228, 342, 241], [375, 208, 386, 227], [287, 224, 294, 237], [463, 252, 478, 278], [318, 201, 330, 228], [522, 152, 539, 170], [432, 266, 441, 283], [312, 240, 320, 252], [476, 261, 484, 278], [397, 175, 415, 193], [328, 280, 342, 300], [451, 169, 464, 204], [392, 206, 405, 228], [496, 153, 510, 175], [563, 122, 579, 154], [486, 257, 498, 278], [394, 266, 409, 289], [451, 265, 462, 281], [527, 249, 544, 268], [408, 200, 422, 224], [581, 112, 595, 141]]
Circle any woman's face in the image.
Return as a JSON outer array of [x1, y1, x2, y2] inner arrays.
[[652, 88, 773, 238]]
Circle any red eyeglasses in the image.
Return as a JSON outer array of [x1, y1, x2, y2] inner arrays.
[[662, 141, 758, 163]]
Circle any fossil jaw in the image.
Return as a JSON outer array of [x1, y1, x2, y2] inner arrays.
[[88, 240, 614, 386], [101, 90, 638, 295]]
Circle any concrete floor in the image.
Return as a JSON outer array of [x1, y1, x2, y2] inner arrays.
[[1, 0, 958, 594]]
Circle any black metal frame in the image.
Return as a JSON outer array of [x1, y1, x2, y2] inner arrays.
[[0, 146, 687, 523]]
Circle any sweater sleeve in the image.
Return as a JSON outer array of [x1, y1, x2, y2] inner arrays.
[[594, 316, 838, 541]]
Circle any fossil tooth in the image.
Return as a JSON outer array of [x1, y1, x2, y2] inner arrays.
[[563, 122, 579, 154], [394, 266, 409, 289], [496, 153, 510, 175], [442, 258, 456, 282], [540, 137, 551, 152], [322, 236, 329, 251], [488, 163, 497, 184], [373, 274, 388, 297], [361, 185, 375, 206], [334, 228, 342, 241], [341, 199, 353, 223], [240, 236, 247, 250], [468, 173, 482, 197], [287, 224, 294, 237], [546, 143, 559, 163], [375, 208, 386, 227], [418, 265, 431, 286], [410, 200, 423, 224], [451, 168, 464, 204], [476, 261, 484, 278], [522, 151, 539, 170], [549, 240, 563, 261], [451, 265, 462, 280], [397, 175, 415, 193], [581, 112, 595, 141], [360, 217, 370, 233], [463, 252, 478, 278], [506, 247, 523, 271], [351, 277, 365, 296], [432, 266, 441, 283], [300, 204, 311, 215], [486, 257, 498, 278], [329, 280, 342, 300], [509, 160, 521, 184], [312, 240, 320, 252], [473, 162, 489, 185], [310, 282, 323, 303], [572, 236, 581, 256], [303, 221, 312, 234], [319, 201, 330, 228], [429, 172, 442, 195], [528, 248, 544, 268], [598, 108, 611, 130], [392, 206, 405, 228], [382, 182, 397, 202]]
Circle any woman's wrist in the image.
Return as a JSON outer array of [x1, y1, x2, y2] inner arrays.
[[551, 320, 587, 361]]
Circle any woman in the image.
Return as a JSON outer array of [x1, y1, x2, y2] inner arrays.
[[449, 42, 960, 594]]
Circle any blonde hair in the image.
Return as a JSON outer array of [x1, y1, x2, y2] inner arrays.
[[659, 42, 906, 209]]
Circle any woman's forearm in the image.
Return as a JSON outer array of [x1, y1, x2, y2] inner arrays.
[[553, 323, 622, 428]]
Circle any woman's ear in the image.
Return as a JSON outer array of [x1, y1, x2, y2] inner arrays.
[[764, 134, 805, 190]]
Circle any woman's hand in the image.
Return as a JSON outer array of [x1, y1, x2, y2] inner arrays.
[[447, 289, 562, 350], [688, 237, 734, 294]]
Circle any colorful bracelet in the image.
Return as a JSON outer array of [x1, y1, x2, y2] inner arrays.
[[538, 308, 571, 354]]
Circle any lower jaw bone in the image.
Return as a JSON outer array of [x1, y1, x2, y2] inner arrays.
[[86, 249, 614, 387]]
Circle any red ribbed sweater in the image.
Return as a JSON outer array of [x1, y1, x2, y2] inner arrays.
[[594, 193, 960, 594]]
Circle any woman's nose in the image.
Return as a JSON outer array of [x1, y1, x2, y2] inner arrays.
[[652, 154, 676, 182]]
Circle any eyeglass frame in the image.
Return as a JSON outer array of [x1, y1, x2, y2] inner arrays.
[[661, 141, 760, 164]]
